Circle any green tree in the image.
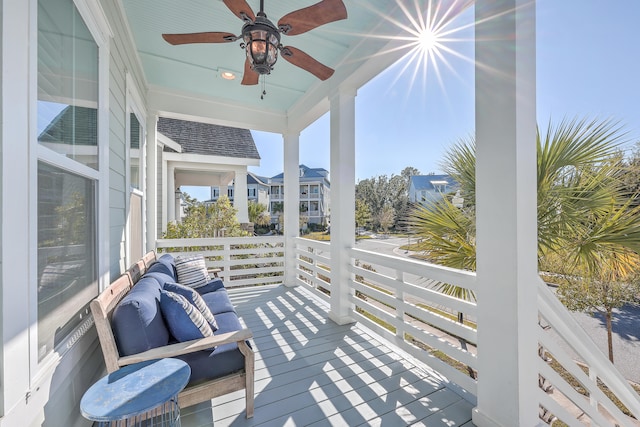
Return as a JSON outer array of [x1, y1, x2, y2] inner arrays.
[[248, 201, 271, 226], [164, 195, 246, 238], [408, 117, 640, 363], [355, 199, 372, 233], [356, 166, 419, 231], [551, 253, 640, 362]]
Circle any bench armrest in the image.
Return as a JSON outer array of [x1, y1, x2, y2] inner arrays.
[[117, 328, 253, 367]]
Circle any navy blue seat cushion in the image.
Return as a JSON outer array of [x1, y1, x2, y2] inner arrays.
[[201, 288, 236, 315], [164, 282, 218, 331], [112, 277, 169, 356], [175, 311, 246, 385], [160, 290, 214, 342], [195, 278, 226, 295]]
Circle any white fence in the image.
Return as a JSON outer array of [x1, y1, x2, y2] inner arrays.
[[156, 236, 284, 288], [537, 278, 640, 426], [292, 237, 478, 399]]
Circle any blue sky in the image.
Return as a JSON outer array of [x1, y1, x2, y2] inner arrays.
[[187, 0, 640, 200]]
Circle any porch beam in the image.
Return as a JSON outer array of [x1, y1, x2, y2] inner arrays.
[[328, 88, 356, 325], [283, 133, 300, 287], [473, 0, 538, 426]]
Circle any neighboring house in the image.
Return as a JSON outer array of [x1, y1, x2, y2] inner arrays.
[[270, 165, 331, 227], [408, 174, 459, 206], [157, 117, 260, 231], [206, 171, 270, 209]]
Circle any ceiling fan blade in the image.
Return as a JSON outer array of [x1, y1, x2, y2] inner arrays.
[[241, 59, 259, 86], [278, 0, 347, 36], [162, 32, 237, 45], [222, 0, 255, 22], [281, 46, 334, 81]]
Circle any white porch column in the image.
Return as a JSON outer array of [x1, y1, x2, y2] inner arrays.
[[472, 1, 538, 426], [145, 113, 158, 250], [167, 165, 176, 223], [234, 169, 249, 224], [328, 88, 356, 325], [283, 132, 300, 287]]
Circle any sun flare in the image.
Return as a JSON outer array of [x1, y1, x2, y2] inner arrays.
[[418, 27, 439, 53]]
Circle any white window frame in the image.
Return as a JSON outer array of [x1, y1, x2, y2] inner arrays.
[[29, 0, 112, 384], [125, 72, 147, 268]]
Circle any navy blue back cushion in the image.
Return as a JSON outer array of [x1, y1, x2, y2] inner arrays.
[[112, 277, 169, 356], [144, 271, 177, 289], [146, 257, 177, 280], [157, 254, 178, 275], [194, 278, 226, 295]]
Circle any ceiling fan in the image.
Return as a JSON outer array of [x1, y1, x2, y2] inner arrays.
[[162, 0, 348, 86]]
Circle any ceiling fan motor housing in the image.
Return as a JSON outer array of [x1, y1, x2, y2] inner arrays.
[[242, 15, 281, 75]]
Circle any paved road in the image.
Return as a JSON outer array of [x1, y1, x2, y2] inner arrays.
[[358, 235, 640, 384]]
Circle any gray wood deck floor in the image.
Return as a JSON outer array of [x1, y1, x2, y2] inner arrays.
[[181, 285, 474, 427]]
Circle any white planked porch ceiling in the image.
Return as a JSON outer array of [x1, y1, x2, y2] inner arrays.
[[181, 285, 474, 427]]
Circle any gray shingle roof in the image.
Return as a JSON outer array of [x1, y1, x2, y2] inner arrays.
[[158, 117, 260, 160]]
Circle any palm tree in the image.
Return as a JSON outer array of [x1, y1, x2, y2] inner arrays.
[[408, 117, 640, 363]]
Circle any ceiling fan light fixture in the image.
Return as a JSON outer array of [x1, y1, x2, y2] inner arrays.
[[242, 15, 281, 75]]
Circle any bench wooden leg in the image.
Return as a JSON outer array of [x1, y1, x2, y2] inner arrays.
[[239, 341, 255, 418]]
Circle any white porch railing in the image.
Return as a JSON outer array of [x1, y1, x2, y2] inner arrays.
[[294, 237, 332, 302], [156, 236, 640, 425], [293, 237, 478, 399], [537, 278, 640, 426], [156, 236, 284, 288], [348, 247, 478, 400]]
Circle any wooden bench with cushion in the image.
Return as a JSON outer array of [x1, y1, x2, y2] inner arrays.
[[90, 250, 254, 417]]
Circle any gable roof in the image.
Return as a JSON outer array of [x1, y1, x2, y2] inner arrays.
[[247, 172, 269, 186], [158, 117, 260, 160], [409, 174, 457, 191], [38, 106, 97, 146], [271, 164, 329, 181]]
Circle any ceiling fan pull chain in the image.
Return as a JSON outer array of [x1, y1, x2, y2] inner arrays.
[[260, 75, 267, 100]]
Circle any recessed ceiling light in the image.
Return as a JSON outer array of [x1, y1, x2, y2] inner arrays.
[[221, 71, 236, 80]]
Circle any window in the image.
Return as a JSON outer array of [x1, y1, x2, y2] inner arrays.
[[37, 163, 97, 361], [129, 113, 142, 190], [38, 0, 99, 170], [228, 187, 234, 198], [212, 187, 220, 198], [36, 0, 101, 363], [127, 81, 145, 265]]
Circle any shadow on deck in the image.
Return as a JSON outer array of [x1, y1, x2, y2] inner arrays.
[[181, 285, 474, 427]]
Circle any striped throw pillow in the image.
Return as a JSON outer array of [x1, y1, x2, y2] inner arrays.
[[160, 290, 213, 342], [175, 254, 209, 289], [164, 282, 218, 331]]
